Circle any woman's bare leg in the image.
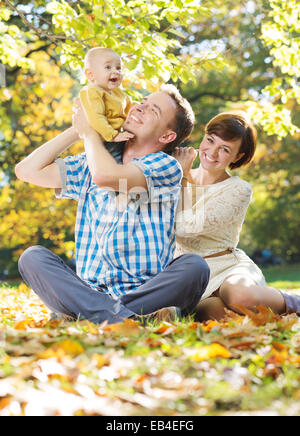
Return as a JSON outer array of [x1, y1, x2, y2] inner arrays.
[[219, 274, 286, 314], [193, 275, 287, 322]]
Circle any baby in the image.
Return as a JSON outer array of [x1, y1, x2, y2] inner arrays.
[[80, 47, 134, 143]]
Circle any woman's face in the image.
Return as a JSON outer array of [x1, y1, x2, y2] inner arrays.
[[199, 134, 244, 171]]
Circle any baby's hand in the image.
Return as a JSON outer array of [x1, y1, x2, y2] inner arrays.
[[113, 131, 135, 142]]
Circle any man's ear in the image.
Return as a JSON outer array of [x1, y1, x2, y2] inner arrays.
[[159, 130, 177, 145]]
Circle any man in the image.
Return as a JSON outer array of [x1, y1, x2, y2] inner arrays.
[[15, 84, 210, 324]]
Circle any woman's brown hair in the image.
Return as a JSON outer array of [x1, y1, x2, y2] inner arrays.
[[205, 112, 257, 169]]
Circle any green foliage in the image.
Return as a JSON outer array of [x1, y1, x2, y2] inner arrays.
[[45, 0, 223, 93], [248, 0, 300, 138], [0, 6, 34, 68]]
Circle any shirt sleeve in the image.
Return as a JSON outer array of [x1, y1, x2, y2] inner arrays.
[[54, 153, 88, 202], [175, 180, 253, 237], [131, 152, 183, 201]]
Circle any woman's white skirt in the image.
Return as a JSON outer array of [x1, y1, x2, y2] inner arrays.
[[199, 249, 266, 300]]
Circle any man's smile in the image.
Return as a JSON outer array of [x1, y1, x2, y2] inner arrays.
[[129, 114, 143, 124]]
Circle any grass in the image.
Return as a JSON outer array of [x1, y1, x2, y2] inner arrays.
[[262, 263, 300, 290], [0, 265, 300, 416]]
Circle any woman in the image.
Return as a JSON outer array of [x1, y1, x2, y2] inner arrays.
[[174, 112, 300, 321]]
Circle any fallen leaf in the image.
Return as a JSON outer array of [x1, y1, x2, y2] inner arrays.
[[190, 343, 231, 362], [17, 283, 29, 293], [103, 318, 140, 336], [14, 319, 35, 330], [232, 305, 280, 326], [91, 354, 108, 369], [55, 340, 84, 356], [155, 323, 177, 335], [202, 320, 221, 332]]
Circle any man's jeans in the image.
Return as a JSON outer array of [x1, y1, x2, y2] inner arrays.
[[18, 246, 210, 324]]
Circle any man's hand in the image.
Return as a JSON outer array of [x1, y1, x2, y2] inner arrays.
[[113, 131, 135, 142], [72, 97, 95, 138]]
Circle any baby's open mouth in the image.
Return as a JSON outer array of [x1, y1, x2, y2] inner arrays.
[[110, 78, 119, 83]]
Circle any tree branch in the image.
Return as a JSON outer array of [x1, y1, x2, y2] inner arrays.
[[3, 0, 90, 48], [4, 0, 60, 45]]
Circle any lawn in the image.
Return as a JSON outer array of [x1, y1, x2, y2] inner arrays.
[[0, 267, 300, 416], [262, 263, 300, 290]]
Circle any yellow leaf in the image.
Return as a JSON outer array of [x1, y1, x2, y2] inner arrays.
[[14, 318, 34, 330], [190, 343, 231, 362], [103, 318, 140, 336], [39, 340, 84, 358], [202, 320, 221, 332], [17, 283, 29, 293], [55, 340, 84, 356], [91, 354, 108, 368]]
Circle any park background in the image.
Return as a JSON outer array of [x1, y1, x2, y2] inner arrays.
[[0, 0, 300, 417], [0, 0, 299, 280]]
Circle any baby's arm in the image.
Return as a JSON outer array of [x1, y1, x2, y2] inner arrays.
[[80, 87, 119, 142]]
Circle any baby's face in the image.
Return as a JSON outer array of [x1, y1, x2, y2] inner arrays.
[[87, 51, 123, 90]]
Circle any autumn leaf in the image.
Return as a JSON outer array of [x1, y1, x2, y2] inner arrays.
[[2, 282, 300, 416], [202, 320, 222, 332], [267, 346, 289, 365], [39, 340, 84, 359], [17, 283, 29, 293], [232, 305, 280, 326], [14, 318, 35, 330], [190, 344, 231, 362], [103, 318, 140, 336], [155, 322, 177, 335], [91, 354, 108, 369]]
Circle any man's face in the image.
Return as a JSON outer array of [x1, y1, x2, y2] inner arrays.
[[123, 92, 177, 147]]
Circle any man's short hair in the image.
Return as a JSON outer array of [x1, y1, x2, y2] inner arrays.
[[160, 84, 195, 153]]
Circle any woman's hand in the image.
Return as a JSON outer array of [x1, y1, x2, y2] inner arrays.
[[174, 147, 198, 177]]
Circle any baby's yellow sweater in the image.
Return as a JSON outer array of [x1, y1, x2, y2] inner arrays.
[[80, 85, 133, 142]]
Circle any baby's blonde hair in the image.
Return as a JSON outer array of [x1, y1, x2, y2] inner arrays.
[[84, 47, 120, 70]]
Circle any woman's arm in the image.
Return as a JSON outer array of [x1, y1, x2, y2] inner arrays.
[[15, 127, 79, 188]]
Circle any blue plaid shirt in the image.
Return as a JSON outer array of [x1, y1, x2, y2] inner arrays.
[[55, 150, 182, 299]]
